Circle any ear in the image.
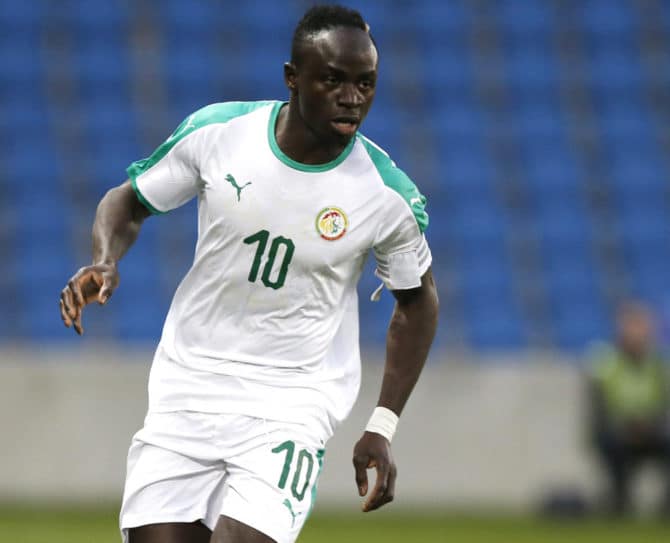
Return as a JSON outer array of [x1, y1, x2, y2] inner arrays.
[[284, 62, 298, 93]]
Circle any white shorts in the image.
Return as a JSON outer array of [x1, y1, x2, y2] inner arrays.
[[120, 411, 327, 543]]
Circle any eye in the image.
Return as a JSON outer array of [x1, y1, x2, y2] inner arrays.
[[359, 79, 375, 90], [324, 75, 339, 85]]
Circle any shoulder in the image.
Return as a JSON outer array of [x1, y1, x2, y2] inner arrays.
[[187, 100, 277, 128], [164, 100, 276, 152], [174, 100, 277, 141], [127, 101, 277, 183], [587, 342, 619, 381], [356, 133, 428, 233]]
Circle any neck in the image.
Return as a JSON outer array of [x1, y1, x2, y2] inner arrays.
[[620, 344, 648, 362], [274, 99, 350, 165]]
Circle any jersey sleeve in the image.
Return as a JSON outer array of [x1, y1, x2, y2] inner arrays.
[[373, 186, 432, 291], [126, 112, 204, 214], [357, 135, 432, 292]]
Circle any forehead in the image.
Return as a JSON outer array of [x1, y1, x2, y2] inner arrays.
[[300, 26, 378, 72]]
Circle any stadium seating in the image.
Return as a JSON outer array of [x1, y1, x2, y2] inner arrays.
[[3, 0, 670, 353]]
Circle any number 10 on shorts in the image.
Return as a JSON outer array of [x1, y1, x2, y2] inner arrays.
[[272, 440, 314, 501]]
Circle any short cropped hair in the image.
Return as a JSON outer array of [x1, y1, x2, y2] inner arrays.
[[291, 4, 374, 65]]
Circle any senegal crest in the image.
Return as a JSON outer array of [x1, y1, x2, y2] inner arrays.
[[316, 206, 348, 241]]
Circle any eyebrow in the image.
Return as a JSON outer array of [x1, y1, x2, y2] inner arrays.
[[326, 64, 377, 78]]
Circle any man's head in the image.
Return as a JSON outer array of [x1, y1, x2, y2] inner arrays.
[[616, 302, 655, 361], [284, 5, 378, 145]]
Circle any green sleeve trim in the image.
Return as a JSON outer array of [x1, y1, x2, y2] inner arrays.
[[130, 176, 165, 215], [267, 102, 356, 172], [126, 100, 276, 187], [357, 134, 429, 233]]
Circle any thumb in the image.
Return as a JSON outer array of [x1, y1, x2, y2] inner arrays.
[[98, 278, 113, 305]]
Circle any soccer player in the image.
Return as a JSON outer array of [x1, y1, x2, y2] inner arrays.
[[59, 5, 438, 543]]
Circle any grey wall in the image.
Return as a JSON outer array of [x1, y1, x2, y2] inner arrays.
[[0, 348, 602, 510]]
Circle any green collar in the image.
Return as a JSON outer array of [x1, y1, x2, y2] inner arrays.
[[267, 101, 356, 172]]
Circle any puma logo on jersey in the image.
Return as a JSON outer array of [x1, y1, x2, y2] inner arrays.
[[282, 499, 301, 527], [225, 173, 252, 201]]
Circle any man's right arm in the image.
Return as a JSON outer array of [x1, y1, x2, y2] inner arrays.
[[59, 180, 151, 335]]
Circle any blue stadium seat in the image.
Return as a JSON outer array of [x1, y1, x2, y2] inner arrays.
[[628, 261, 670, 304], [432, 102, 487, 147], [535, 204, 594, 254], [599, 100, 651, 139], [15, 232, 76, 340], [239, 44, 291, 97], [73, 40, 132, 94], [64, 0, 129, 32], [5, 140, 63, 187], [162, 0, 221, 33], [0, 31, 43, 86], [0, 94, 48, 132], [496, 0, 553, 36], [233, 1, 298, 34], [543, 255, 600, 296], [464, 290, 526, 350], [88, 139, 142, 189], [164, 38, 220, 86], [504, 41, 557, 91], [110, 294, 169, 342], [586, 44, 643, 91], [408, 1, 472, 37], [0, 1, 44, 29], [552, 298, 611, 351], [108, 221, 168, 341], [440, 147, 497, 200], [608, 150, 666, 195], [419, 43, 474, 100], [616, 206, 668, 248], [579, 0, 636, 36], [514, 100, 567, 141], [353, 2, 398, 34]]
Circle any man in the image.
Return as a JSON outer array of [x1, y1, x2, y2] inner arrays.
[[588, 302, 670, 516], [59, 5, 438, 543]]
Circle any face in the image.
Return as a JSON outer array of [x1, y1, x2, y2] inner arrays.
[[617, 304, 654, 360], [286, 26, 378, 146]]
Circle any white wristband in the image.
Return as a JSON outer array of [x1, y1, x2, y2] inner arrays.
[[365, 406, 399, 442]]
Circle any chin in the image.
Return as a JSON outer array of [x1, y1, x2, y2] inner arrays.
[[329, 128, 356, 146]]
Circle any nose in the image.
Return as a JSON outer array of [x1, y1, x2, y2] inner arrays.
[[338, 82, 364, 108]]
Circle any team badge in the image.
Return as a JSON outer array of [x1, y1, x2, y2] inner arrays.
[[316, 206, 348, 241]]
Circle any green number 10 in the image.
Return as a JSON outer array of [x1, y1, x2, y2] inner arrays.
[[272, 440, 315, 501], [243, 230, 295, 290]]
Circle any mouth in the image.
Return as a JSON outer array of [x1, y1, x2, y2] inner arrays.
[[331, 116, 360, 137]]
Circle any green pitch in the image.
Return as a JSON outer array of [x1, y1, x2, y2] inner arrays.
[[0, 507, 668, 543]]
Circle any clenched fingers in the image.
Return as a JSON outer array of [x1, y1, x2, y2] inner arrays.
[[353, 453, 369, 497], [60, 285, 77, 323], [59, 298, 72, 328], [60, 271, 99, 335], [363, 460, 396, 512]]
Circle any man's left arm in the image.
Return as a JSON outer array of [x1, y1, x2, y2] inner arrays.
[[353, 267, 439, 512]]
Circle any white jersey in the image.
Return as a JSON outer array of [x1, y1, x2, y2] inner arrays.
[[128, 101, 432, 437]]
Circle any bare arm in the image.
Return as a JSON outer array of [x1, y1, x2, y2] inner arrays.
[[378, 267, 439, 414], [92, 180, 151, 267], [59, 180, 151, 334], [353, 268, 439, 512]]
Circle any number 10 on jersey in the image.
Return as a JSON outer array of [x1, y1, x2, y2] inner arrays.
[[243, 230, 295, 290]]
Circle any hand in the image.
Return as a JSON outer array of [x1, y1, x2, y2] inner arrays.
[[352, 431, 397, 512], [59, 263, 119, 335]]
